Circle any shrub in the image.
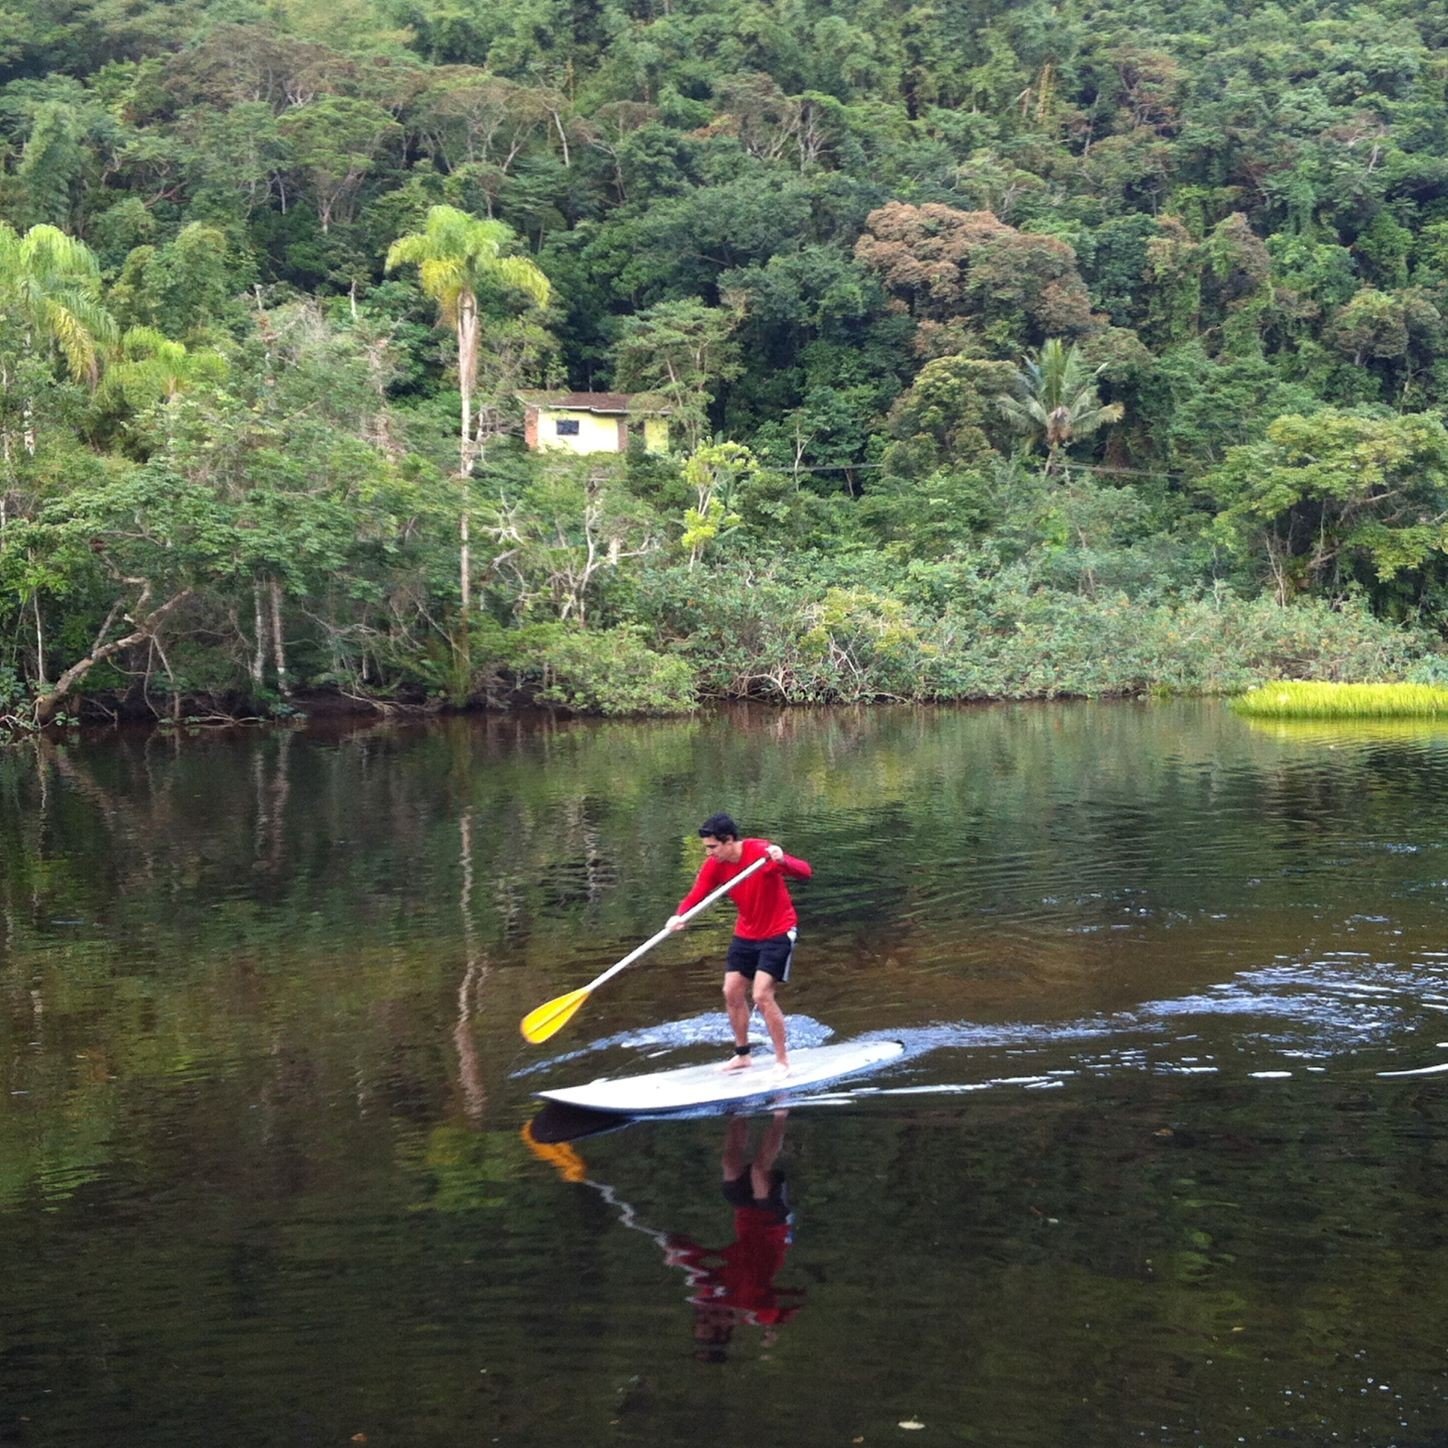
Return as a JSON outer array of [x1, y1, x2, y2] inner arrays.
[[631, 567, 935, 702], [928, 589, 1430, 699], [511, 624, 696, 716]]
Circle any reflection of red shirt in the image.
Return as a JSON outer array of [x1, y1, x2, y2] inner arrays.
[[667, 1210, 805, 1326], [676, 839, 812, 940]]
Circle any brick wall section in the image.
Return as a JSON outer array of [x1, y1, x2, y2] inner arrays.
[[523, 406, 538, 449]]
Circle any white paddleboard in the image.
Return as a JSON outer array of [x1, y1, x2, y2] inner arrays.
[[537, 1039, 904, 1115]]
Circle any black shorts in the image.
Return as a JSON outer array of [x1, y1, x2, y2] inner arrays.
[[725, 930, 796, 984]]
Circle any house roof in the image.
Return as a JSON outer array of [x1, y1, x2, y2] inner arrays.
[[516, 390, 671, 415]]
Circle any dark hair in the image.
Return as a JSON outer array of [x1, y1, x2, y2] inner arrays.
[[698, 812, 739, 841]]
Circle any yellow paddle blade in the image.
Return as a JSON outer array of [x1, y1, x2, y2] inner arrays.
[[520, 985, 592, 1044]]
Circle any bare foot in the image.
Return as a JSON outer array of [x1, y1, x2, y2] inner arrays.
[[720, 1053, 753, 1072], [771, 1060, 790, 1078]]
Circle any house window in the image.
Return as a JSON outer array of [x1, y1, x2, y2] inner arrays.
[[555, 418, 580, 436]]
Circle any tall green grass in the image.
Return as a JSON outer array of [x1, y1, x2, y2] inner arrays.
[[1232, 680, 1448, 719]]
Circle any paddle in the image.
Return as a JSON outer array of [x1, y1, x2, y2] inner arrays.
[[520, 854, 769, 1044]]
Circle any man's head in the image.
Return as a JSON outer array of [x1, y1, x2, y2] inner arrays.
[[699, 812, 739, 842], [699, 812, 743, 864]]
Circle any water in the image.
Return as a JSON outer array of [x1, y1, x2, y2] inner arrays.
[[2, 702, 1448, 1446]]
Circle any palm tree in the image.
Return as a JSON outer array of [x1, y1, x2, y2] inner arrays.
[[386, 206, 550, 615], [995, 338, 1123, 477], [0, 222, 116, 457], [100, 328, 228, 447], [102, 327, 226, 405]]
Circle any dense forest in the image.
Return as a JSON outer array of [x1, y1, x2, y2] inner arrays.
[[5, 0, 1448, 722]]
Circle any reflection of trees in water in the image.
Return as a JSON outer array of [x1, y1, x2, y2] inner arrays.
[[6, 707, 1447, 980], [252, 729, 291, 878], [454, 808, 487, 1124]]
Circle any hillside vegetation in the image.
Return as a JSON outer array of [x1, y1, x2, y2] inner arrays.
[[5, 0, 1448, 720]]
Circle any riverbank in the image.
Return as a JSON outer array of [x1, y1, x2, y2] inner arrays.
[[4, 587, 1440, 733]]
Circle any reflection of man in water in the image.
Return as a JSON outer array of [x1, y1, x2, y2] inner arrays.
[[663, 1111, 805, 1362], [521, 1107, 806, 1361]]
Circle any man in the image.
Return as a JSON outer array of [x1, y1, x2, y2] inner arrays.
[[666, 812, 811, 1073]]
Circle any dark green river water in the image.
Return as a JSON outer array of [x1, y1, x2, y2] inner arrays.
[[2, 702, 1447, 1447]]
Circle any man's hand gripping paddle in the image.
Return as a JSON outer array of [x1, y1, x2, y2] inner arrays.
[[519, 854, 768, 1044]]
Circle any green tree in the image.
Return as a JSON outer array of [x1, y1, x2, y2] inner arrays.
[[0, 223, 115, 460], [613, 299, 741, 451], [276, 96, 404, 234], [883, 354, 1016, 473], [155, 300, 433, 704], [14, 101, 87, 228], [97, 327, 229, 448], [679, 440, 760, 568], [107, 223, 243, 341], [1325, 289, 1408, 367], [995, 338, 1124, 476], [385, 205, 551, 616], [1142, 216, 1202, 350], [6, 464, 227, 724], [1206, 410, 1448, 607]]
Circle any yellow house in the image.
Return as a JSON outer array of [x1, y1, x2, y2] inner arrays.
[[518, 391, 670, 455]]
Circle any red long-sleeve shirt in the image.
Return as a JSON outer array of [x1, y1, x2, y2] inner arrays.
[[676, 838, 812, 940]]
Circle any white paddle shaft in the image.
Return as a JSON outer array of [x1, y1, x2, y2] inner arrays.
[[583, 854, 769, 993]]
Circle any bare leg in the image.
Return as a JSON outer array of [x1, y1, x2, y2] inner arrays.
[[721, 972, 753, 1070], [752, 975, 789, 1071]]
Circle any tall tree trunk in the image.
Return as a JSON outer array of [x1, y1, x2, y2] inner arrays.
[[251, 580, 267, 690], [1, 358, 13, 480], [269, 579, 289, 699], [32, 589, 46, 687], [456, 295, 480, 617], [20, 335, 35, 455]]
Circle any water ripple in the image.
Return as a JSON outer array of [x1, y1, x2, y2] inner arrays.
[[513, 954, 1448, 1108]]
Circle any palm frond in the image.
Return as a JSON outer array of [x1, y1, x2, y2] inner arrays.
[[489, 255, 552, 306], [42, 299, 100, 383], [387, 206, 550, 323], [19, 225, 103, 288], [993, 337, 1125, 461], [996, 393, 1047, 433]]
